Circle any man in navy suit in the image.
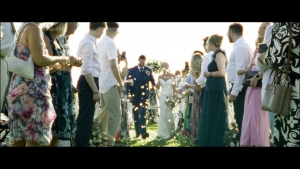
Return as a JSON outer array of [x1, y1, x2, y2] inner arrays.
[[126, 55, 156, 139]]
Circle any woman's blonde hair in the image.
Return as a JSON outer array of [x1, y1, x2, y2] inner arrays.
[[255, 22, 271, 48], [190, 53, 203, 79], [208, 34, 223, 48], [48, 22, 67, 36]]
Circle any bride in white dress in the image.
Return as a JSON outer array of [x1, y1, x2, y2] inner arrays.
[[156, 62, 177, 139]]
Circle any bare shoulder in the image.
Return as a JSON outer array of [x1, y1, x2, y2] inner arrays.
[[215, 52, 226, 60], [20, 23, 41, 46]]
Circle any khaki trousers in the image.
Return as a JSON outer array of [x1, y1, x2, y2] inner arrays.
[[100, 85, 121, 146]]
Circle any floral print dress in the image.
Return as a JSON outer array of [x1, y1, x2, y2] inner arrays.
[[6, 24, 56, 146], [44, 31, 76, 141]]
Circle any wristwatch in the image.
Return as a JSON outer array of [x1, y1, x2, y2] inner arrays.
[[255, 74, 260, 79]]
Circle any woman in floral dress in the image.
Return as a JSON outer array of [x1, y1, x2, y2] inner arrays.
[[183, 53, 203, 142], [43, 22, 80, 146], [6, 22, 69, 147]]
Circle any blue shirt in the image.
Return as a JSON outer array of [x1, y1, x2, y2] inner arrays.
[[179, 74, 194, 93]]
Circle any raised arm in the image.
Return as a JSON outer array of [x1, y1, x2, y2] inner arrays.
[[26, 24, 68, 66]]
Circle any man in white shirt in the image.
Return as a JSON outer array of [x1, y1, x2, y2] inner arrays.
[[97, 22, 125, 147], [75, 22, 106, 147], [196, 36, 213, 106], [1, 22, 16, 112], [226, 23, 253, 135]]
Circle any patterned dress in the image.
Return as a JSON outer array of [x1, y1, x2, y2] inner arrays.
[[118, 90, 129, 139], [191, 90, 201, 141], [6, 23, 56, 146], [44, 31, 76, 141], [264, 22, 300, 147]]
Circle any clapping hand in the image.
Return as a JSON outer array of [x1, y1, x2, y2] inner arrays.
[[58, 55, 70, 64], [70, 56, 83, 67], [203, 71, 209, 78], [249, 76, 259, 88], [183, 82, 190, 88]]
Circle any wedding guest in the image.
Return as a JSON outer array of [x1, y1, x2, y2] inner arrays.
[[97, 22, 125, 147], [196, 36, 213, 107], [56, 22, 81, 97], [1, 22, 16, 112], [226, 23, 253, 138], [258, 22, 300, 147], [180, 67, 194, 137], [116, 49, 131, 140], [156, 62, 177, 139], [238, 22, 271, 147], [197, 34, 229, 146], [42, 22, 81, 147], [75, 22, 106, 147], [183, 52, 203, 143], [255, 22, 275, 142], [126, 55, 156, 139], [44, 22, 81, 147], [174, 70, 183, 131], [6, 22, 69, 147]]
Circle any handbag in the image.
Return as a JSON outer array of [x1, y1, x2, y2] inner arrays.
[[6, 22, 35, 79], [242, 71, 262, 87], [261, 22, 293, 116], [242, 51, 262, 87]]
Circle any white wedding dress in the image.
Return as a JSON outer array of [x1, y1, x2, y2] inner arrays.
[[157, 78, 176, 139]]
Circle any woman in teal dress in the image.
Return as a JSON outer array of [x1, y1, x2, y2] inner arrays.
[[197, 34, 229, 147], [43, 22, 77, 146]]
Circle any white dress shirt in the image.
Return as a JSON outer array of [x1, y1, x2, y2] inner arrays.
[[196, 51, 213, 88], [226, 37, 253, 96], [77, 34, 100, 78], [138, 66, 144, 72], [97, 35, 118, 94]]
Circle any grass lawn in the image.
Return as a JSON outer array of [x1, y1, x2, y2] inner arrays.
[[118, 123, 196, 147]]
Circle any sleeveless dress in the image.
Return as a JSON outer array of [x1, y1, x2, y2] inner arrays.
[[44, 31, 76, 140], [6, 23, 56, 146], [157, 78, 176, 139], [197, 49, 229, 147]]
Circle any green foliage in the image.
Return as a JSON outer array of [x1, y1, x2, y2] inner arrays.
[[146, 59, 163, 74]]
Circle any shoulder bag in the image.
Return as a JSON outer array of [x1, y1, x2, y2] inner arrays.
[[242, 51, 262, 87], [261, 22, 293, 116], [6, 22, 35, 79]]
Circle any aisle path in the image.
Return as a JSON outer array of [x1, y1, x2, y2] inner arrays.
[[119, 123, 196, 147]]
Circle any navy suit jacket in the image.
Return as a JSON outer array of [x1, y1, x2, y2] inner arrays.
[[125, 65, 155, 106]]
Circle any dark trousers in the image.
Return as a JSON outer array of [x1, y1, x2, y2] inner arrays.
[[75, 75, 99, 147], [232, 85, 247, 137], [132, 105, 147, 137]]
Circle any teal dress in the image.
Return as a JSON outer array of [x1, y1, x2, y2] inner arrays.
[[197, 49, 229, 147], [45, 31, 76, 141]]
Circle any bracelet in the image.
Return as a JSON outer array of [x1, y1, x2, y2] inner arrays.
[[93, 92, 99, 94], [210, 72, 212, 77]]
